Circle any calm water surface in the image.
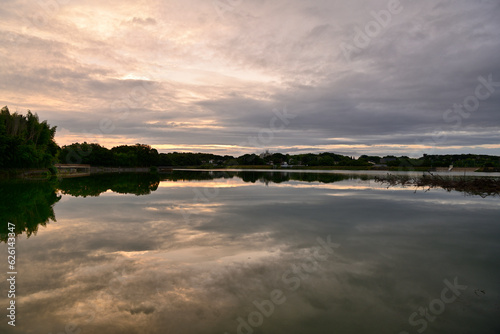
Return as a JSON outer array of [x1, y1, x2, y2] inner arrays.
[[1, 171, 499, 334]]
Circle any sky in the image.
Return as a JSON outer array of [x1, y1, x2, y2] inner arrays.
[[1, 0, 500, 157]]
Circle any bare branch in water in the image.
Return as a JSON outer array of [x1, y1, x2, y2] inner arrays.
[[374, 173, 500, 198]]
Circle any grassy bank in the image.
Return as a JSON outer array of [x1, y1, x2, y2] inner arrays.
[[0, 168, 55, 180]]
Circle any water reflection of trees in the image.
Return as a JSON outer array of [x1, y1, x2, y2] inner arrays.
[[162, 171, 353, 184], [0, 171, 356, 241], [160, 171, 236, 182], [58, 173, 161, 197], [14, 171, 496, 242], [235, 171, 352, 184], [374, 174, 500, 198], [0, 179, 61, 242], [0, 174, 162, 241]]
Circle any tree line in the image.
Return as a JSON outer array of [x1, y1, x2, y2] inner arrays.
[[1, 107, 499, 169]]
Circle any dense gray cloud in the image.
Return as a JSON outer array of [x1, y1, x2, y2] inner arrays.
[[0, 0, 499, 156]]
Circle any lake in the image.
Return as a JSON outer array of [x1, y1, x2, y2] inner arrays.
[[1, 170, 499, 334]]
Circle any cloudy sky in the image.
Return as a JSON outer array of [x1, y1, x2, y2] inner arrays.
[[1, 0, 499, 157]]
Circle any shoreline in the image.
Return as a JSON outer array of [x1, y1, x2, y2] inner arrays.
[[175, 168, 500, 178], [2, 165, 500, 180]]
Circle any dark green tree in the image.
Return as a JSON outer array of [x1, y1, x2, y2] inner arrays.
[[0, 106, 59, 168], [0, 179, 61, 242]]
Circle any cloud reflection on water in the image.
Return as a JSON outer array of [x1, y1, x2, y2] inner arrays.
[[1, 172, 499, 333]]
